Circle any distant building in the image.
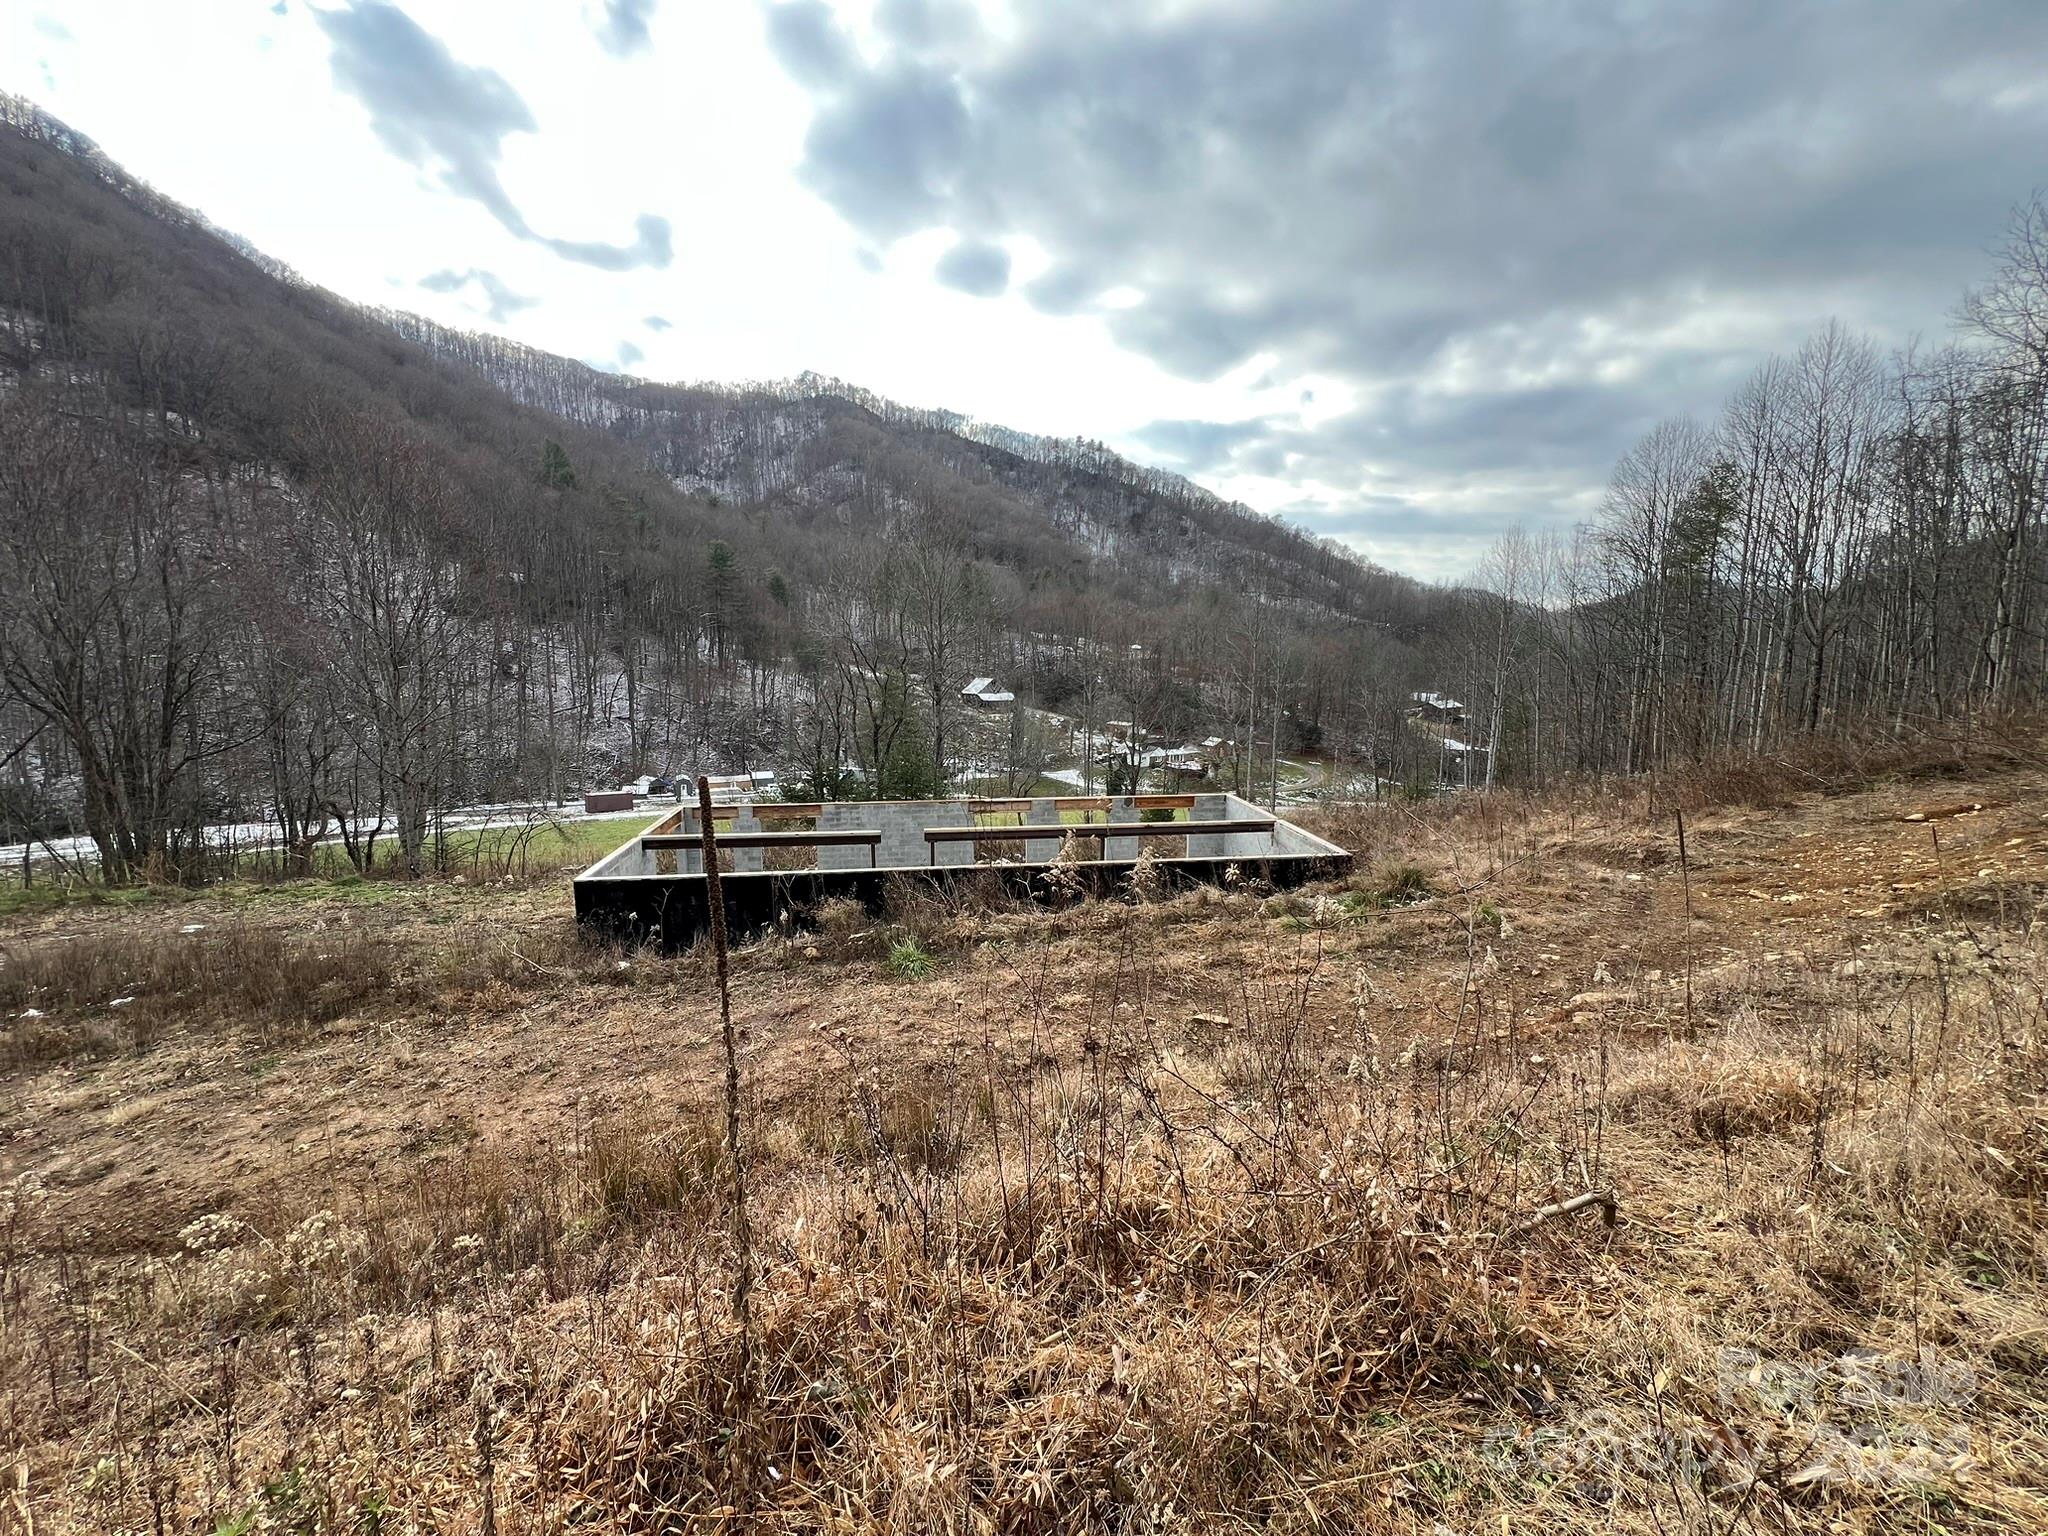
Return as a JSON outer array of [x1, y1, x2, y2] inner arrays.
[[1408, 690, 1467, 725], [961, 676, 1015, 707], [1434, 736, 1488, 788], [1104, 743, 1209, 776]]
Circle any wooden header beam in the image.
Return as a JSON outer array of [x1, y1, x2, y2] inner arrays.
[[924, 817, 1273, 863], [643, 828, 882, 867], [966, 793, 1199, 818]]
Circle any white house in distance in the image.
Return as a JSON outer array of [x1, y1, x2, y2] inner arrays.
[[961, 676, 1015, 707], [1093, 740, 1210, 776]]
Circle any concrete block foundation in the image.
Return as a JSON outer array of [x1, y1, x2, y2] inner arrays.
[[573, 792, 1351, 951]]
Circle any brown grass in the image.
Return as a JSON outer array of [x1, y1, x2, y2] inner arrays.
[[0, 917, 654, 1065], [4, 747, 2047, 1533]]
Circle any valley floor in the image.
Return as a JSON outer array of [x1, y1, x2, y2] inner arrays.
[[2, 743, 2044, 1533]]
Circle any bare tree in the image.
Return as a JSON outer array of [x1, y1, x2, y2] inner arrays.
[[299, 410, 477, 877], [0, 390, 228, 881]]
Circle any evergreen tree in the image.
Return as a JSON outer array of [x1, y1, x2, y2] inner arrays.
[[539, 439, 577, 490]]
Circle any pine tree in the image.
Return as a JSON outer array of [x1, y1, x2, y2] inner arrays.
[[539, 439, 577, 490]]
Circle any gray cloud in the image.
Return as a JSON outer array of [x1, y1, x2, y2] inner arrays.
[[765, 0, 2048, 563], [874, 0, 979, 54], [933, 237, 1009, 296], [596, 0, 656, 57], [1285, 496, 1550, 579], [317, 1, 673, 269], [764, 0, 857, 89], [793, 61, 969, 236], [1132, 417, 1273, 474], [644, 314, 672, 331], [419, 267, 539, 322], [618, 340, 644, 367], [1021, 262, 1097, 316], [539, 214, 673, 272], [1127, 352, 1725, 573]]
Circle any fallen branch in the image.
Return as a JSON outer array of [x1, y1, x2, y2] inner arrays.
[[1511, 1188, 1618, 1236]]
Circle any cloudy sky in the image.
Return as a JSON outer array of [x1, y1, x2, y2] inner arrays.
[[9, 2, 2047, 577]]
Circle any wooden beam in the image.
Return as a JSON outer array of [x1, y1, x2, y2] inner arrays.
[[644, 830, 880, 849], [644, 828, 882, 868], [926, 816, 1270, 865], [924, 817, 1272, 844]]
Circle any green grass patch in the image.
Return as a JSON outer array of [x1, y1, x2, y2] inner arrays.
[[886, 937, 936, 980], [0, 879, 190, 918], [302, 816, 642, 878]]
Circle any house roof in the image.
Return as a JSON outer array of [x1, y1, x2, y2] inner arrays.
[[977, 690, 1015, 703], [963, 676, 995, 695]]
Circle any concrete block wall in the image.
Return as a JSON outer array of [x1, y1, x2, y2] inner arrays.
[[1022, 798, 1064, 863], [577, 792, 1350, 890], [816, 802, 871, 870], [728, 809, 764, 872], [1186, 792, 1232, 857], [919, 802, 978, 867]]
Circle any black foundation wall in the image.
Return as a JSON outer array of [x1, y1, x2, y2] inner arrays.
[[574, 852, 1352, 952]]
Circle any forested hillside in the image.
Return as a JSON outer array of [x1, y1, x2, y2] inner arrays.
[[1, 91, 2043, 885], [0, 96, 1455, 881]]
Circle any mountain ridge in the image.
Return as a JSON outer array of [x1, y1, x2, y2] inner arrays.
[[2, 87, 1416, 615]]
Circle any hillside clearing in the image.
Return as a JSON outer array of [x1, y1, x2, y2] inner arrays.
[[3, 750, 2045, 1533]]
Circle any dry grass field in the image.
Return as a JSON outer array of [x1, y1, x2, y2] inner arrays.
[[3, 732, 2045, 1534]]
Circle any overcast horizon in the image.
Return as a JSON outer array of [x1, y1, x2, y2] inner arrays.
[[8, 0, 2047, 580]]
